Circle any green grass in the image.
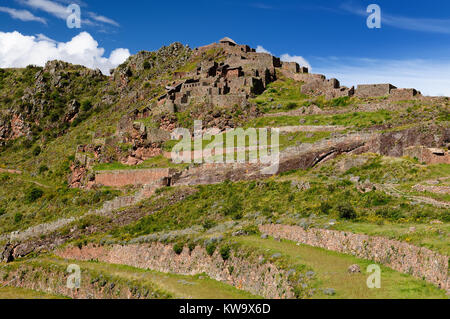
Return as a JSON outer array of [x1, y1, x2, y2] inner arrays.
[[0, 286, 68, 299], [236, 236, 448, 299], [107, 154, 449, 255], [0, 173, 121, 236], [36, 256, 259, 299], [246, 110, 395, 129], [93, 155, 188, 171], [251, 76, 308, 111]]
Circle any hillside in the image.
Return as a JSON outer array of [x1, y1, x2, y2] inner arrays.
[[0, 38, 449, 299]]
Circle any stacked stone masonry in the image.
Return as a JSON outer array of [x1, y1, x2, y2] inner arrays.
[[95, 168, 173, 187], [57, 243, 296, 299], [259, 224, 449, 292]]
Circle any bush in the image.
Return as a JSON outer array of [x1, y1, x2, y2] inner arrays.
[[319, 201, 332, 215], [25, 187, 44, 203], [286, 102, 298, 110], [188, 242, 196, 252], [81, 99, 93, 112], [38, 165, 49, 174], [143, 61, 151, 70], [202, 220, 216, 230], [242, 225, 260, 235], [173, 243, 184, 255], [14, 212, 23, 223], [336, 203, 357, 220], [206, 243, 216, 256], [219, 245, 231, 261], [0, 208, 6, 216], [32, 146, 41, 156]]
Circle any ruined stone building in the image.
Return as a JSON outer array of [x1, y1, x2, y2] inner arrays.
[[157, 37, 309, 111]]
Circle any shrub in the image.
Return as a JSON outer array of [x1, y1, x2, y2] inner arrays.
[[188, 242, 196, 252], [0, 208, 6, 216], [286, 102, 298, 110], [206, 243, 216, 256], [25, 187, 44, 203], [81, 99, 93, 112], [219, 245, 231, 261], [202, 220, 216, 230], [14, 212, 23, 223], [0, 174, 9, 182], [242, 225, 260, 235], [143, 61, 151, 70], [32, 146, 41, 156], [173, 243, 184, 255], [38, 165, 49, 174], [319, 201, 332, 215], [336, 203, 357, 220]]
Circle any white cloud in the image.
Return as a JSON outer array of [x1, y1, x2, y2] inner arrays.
[[20, 0, 119, 27], [280, 53, 311, 70], [87, 12, 119, 27], [0, 6, 46, 24], [0, 30, 130, 75], [256, 45, 271, 54], [312, 57, 450, 97], [256, 45, 311, 69], [21, 0, 68, 19]]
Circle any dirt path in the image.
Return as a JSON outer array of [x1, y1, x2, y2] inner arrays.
[[377, 184, 450, 208]]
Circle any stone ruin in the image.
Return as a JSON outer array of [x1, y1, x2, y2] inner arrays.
[[355, 84, 422, 100], [404, 146, 450, 165], [157, 37, 309, 112]]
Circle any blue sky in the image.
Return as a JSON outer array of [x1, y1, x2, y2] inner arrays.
[[1, 0, 450, 95]]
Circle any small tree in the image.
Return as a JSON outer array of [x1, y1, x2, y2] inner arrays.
[[25, 187, 44, 203], [206, 243, 216, 256], [219, 245, 231, 261], [173, 243, 184, 255], [32, 146, 41, 156], [143, 61, 151, 70], [337, 203, 357, 220]]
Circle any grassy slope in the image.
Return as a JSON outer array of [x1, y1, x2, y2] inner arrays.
[[108, 155, 448, 254], [0, 286, 67, 299], [236, 236, 447, 299], [11, 256, 259, 300]]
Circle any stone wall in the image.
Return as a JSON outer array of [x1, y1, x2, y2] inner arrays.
[[355, 84, 396, 98], [404, 146, 450, 164], [95, 168, 172, 187], [390, 88, 421, 101], [0, 262, 168, 299], [56, 243, 297, 299], [259, 224, 449, 292]]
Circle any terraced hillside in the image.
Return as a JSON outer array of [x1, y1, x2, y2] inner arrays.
[[0, 38, 448, 299]]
